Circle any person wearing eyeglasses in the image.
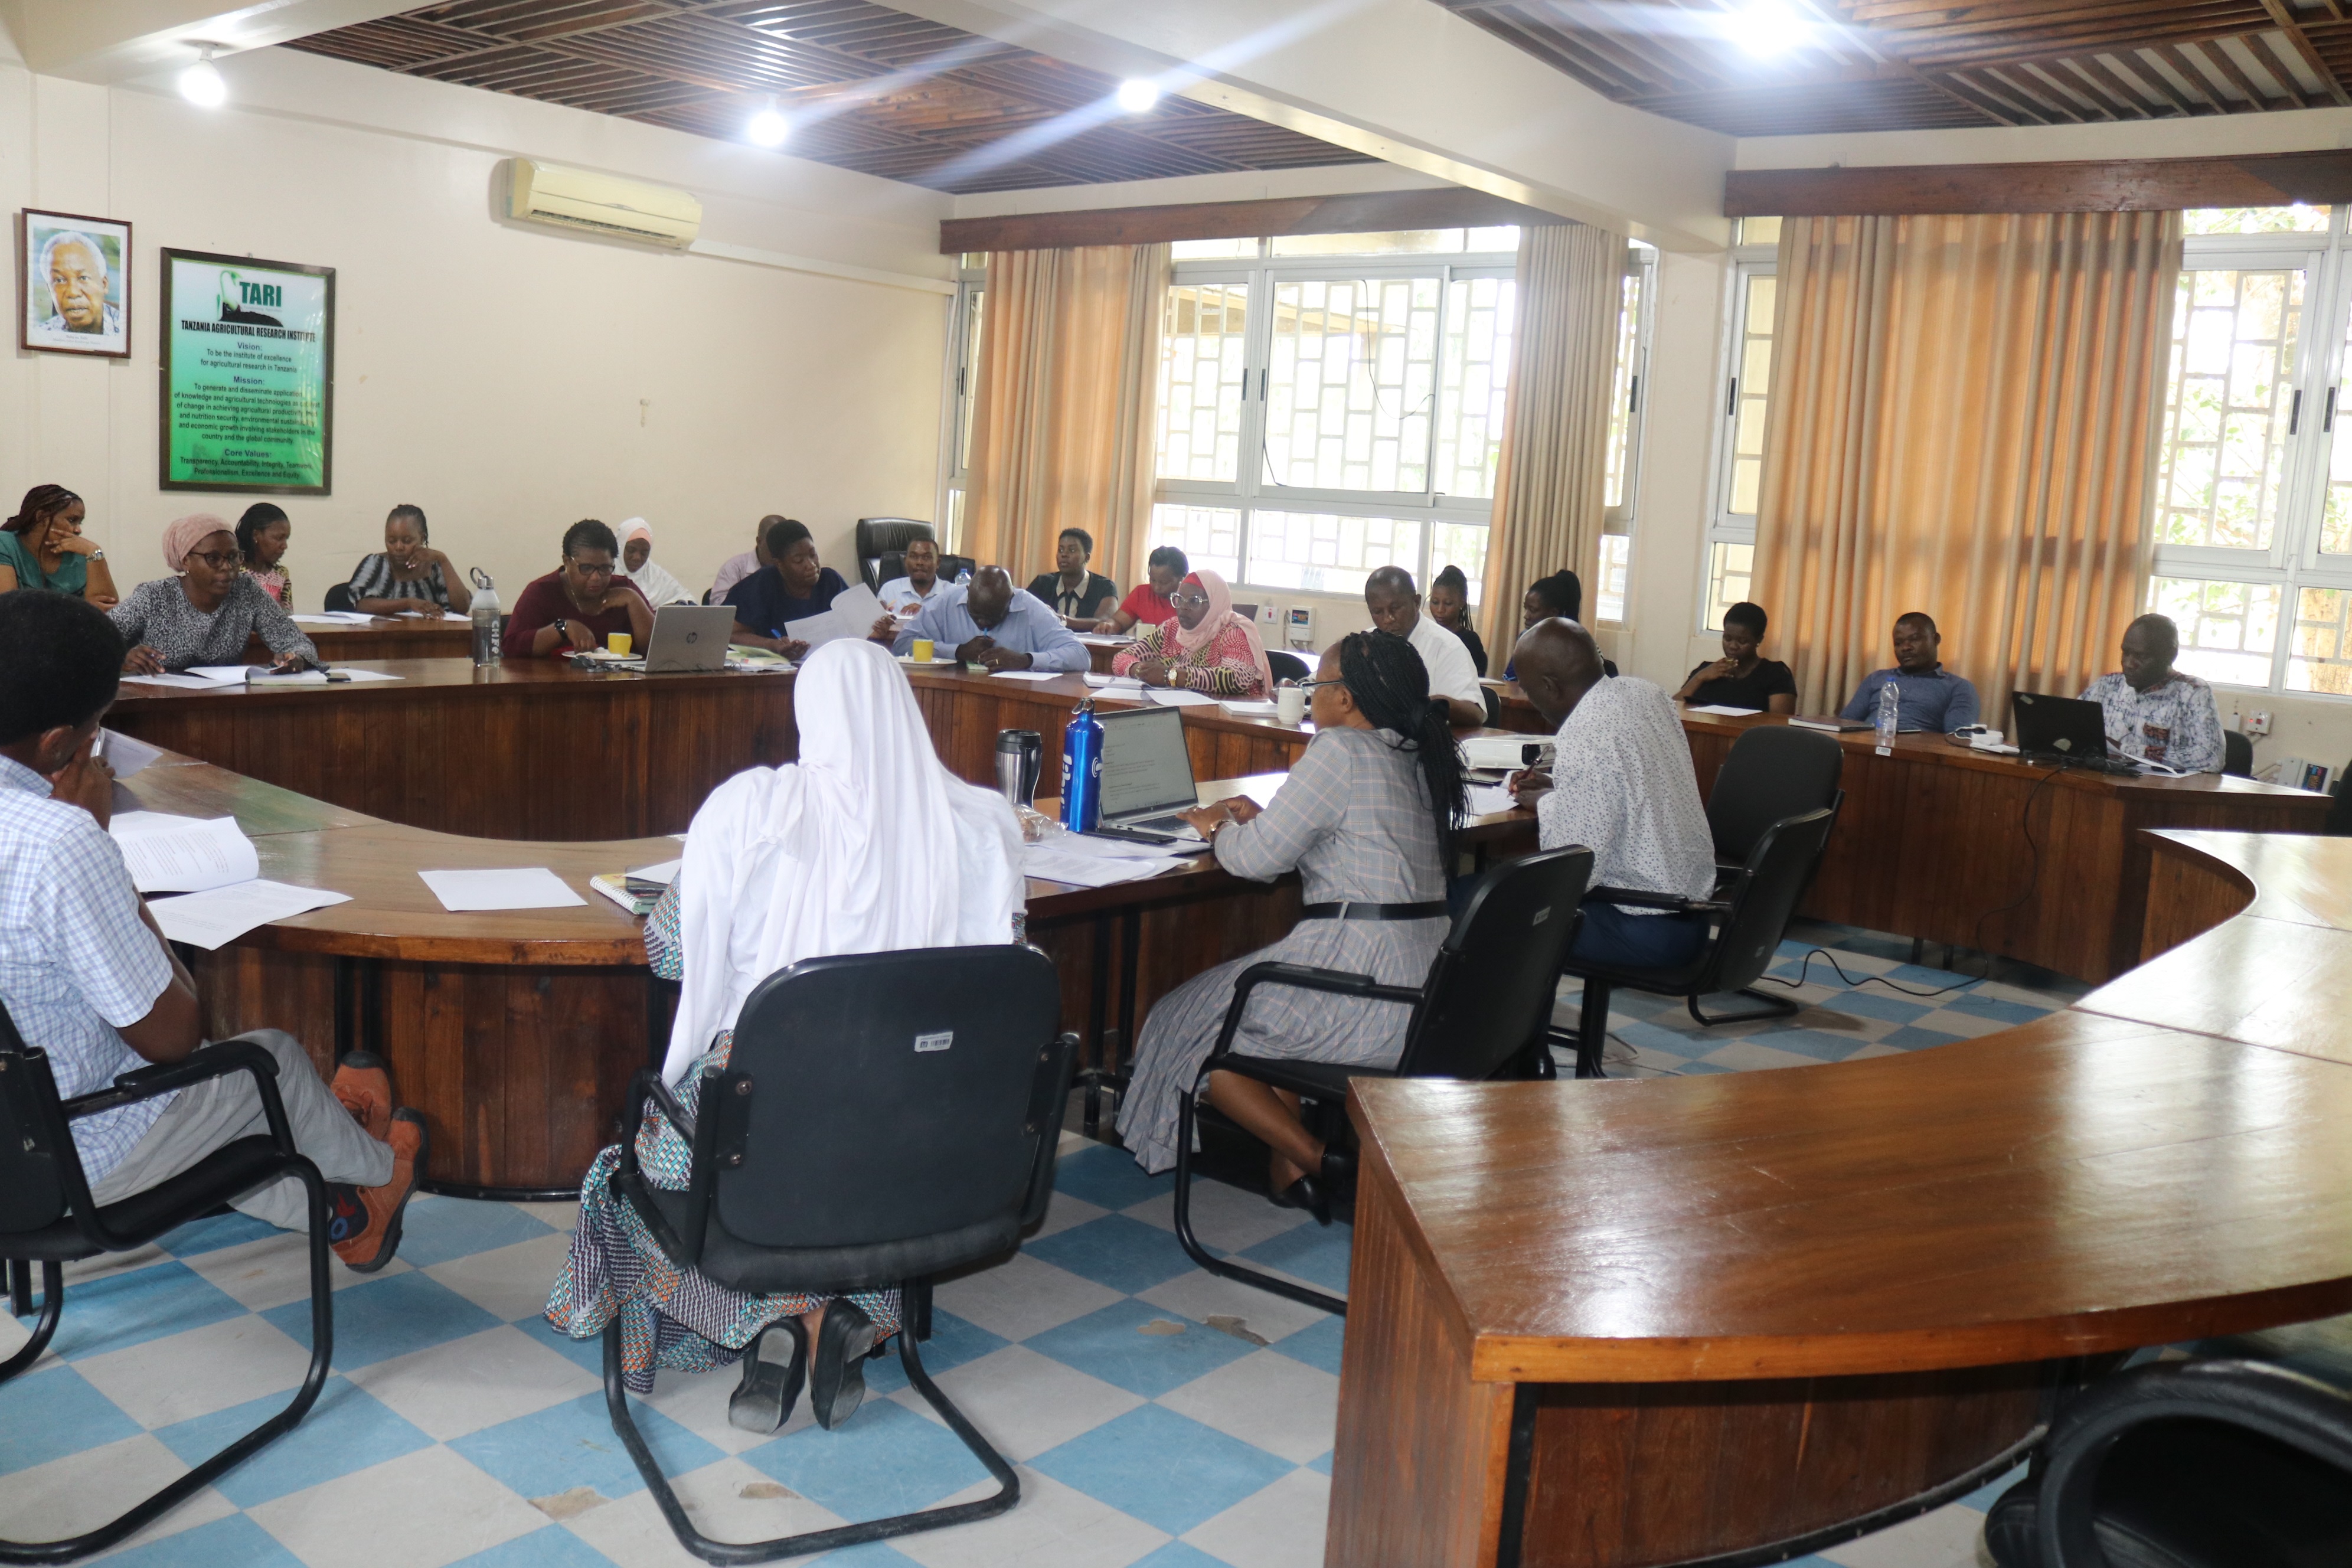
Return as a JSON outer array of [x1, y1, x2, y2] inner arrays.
[[505, 520, 655, 658], [1110, 569, 1271, 697], [112, 514, 318, 675]]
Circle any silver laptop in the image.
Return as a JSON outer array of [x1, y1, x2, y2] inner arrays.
[[637, 604, 735, 672], [1090, 706, 1206, 842]]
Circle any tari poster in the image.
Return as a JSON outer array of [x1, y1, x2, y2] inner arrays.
[[159, 248, 334, 493]]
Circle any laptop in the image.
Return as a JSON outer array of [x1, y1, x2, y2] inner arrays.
[[2011, 691, 2136, 771], [636, 604, 736, 673], [1089, 705, 1207, 844]]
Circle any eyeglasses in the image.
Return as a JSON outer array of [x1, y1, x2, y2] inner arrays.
[[1293, 677, 1344, 692], [566, 558, 615, 578], [1171, 592, 1211, 609], [185, 549, 243, 570]]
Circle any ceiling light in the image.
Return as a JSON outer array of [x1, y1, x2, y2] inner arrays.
[[1724, 0, 1810, 58], [179, 44, 228, 108], [746, 102, 789, 148], [1114, 79, 1160, 113]]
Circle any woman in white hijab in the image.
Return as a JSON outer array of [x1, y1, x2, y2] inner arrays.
[[547, 638, 1025, 1434], [616, 517, 693, 606]]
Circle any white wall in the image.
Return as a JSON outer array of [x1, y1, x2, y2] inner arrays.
[[0, 44, 956, 610]]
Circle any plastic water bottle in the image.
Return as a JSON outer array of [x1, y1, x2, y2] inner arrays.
[[956, 566, 972, 587], [1060, 699, 1103, 833], [1875, 677, 1900, 752], [469, 568, 501, 667]]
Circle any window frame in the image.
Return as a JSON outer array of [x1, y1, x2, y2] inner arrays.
[[940, 265, 985, 553], [1699, 245, 1779, 632]]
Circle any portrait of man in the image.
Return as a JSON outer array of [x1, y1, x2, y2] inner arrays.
[[19, 211, 130, 356]]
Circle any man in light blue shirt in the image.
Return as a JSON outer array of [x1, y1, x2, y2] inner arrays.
[[881, 565, 1089, 672], [1838, 612, 1981, 733]]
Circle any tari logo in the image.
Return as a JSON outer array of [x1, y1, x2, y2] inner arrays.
[[235, 280, 283, 308]]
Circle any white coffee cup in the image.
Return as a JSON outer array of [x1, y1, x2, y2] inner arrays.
[[1275, 682, 1305, 725]]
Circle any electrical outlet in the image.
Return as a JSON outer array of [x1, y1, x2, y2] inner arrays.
[[2246, 710, 2272, 737]]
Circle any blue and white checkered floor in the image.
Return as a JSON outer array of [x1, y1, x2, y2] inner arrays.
[[2, 930, 2079, 1568]]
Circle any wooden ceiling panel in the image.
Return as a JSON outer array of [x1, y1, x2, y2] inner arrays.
[[287, 0, 1371, 191], [1430, 0, 2352, 131]]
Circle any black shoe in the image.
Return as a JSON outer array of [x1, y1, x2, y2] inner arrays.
[[728, 1321, 808, 1434], [810, 1301, 883, 1431], [1276, 1175, 1333, 1226], [1319, 1146, 1355, 1188]]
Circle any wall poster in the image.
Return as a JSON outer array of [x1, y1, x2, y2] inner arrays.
[[18, 210, 132, 357], [159, 248, 334, 494]]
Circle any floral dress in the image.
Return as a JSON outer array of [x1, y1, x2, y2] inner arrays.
[[1112, 618, 1267, 697], [543, 879, 902, 1392]]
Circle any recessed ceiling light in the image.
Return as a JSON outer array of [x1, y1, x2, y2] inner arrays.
[[179, 44, 228, 107], [1115, 79, 1160, 113], [1724, 0, 1810, 58], [747, 103, 789, 148]]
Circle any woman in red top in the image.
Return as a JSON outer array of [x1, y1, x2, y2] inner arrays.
[[506, 519, 653, 657], [1093, 545, 1187, 635], [1112, 568, 1272, 698]]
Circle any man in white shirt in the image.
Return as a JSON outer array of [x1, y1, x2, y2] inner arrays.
[[1364, 566, 1483, 727], [1510, 618, 1716, 969], [877, 536, 948, 619]]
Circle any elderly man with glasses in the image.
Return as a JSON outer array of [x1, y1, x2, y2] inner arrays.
[[505, 518, 654, 659]]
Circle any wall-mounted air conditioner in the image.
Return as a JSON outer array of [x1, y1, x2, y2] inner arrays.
[[505, 158, 701, 249]]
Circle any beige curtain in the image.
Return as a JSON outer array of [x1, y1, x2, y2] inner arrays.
[[965, 243, 1168, 587], [1752, 210, 2181, 724], [1478, 221, 1623, 658]]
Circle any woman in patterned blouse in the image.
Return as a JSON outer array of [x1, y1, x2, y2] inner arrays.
[[1111, 567, 1272, 698], [113, 514, 316, 674], [345, 504, 471, 616]]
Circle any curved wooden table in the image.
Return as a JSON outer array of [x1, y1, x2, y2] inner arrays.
[[1329, 829, 2352, 1567]]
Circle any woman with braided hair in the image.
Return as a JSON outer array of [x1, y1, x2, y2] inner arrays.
[[1115, 631, 1465, 1217], [0, 485, 119, 607]]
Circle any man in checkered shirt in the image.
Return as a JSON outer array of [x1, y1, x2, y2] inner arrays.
[[0, 592, 424, 1270]]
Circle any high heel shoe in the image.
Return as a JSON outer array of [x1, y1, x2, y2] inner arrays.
[[1276, 1175, 1331, 1226], [810, 1300, 883, 1430]]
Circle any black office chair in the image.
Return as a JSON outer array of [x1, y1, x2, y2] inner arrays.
[[604, 946, 1076, 1563], [2223, 730, 2255, 778], [2330, 772, 2352, 838], [1984, 1358, 2352, 1567], [1705, 725, 1845, 881], [1550, 806, 1838, 1074], [322, 582, 355, 614], [1171, 848, 1594, 1315], [853, 519, 935, 591], [1266, 649, 1310, 684], [1, 1015, 334, 1564]]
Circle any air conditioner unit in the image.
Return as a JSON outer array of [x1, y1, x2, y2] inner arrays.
[[505, 159, 701, 249]]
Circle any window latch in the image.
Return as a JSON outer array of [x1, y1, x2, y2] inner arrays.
[[2291, 388, 2304, 435], [2328, 386, 2339, 434]]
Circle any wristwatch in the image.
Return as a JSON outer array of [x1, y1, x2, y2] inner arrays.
[[553, 618, 569, 643], [88, 548, 104, 561]]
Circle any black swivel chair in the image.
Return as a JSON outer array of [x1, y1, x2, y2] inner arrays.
[[2223, 730, 2255, 778], [604, 946, 1076, 1563], [1550, 806, 1839, 1077], [853, 519, 935, 591], [1266, 649, 1310, 684], [1985, 1358, 2352, 1567], [1171, 847, 1595, 1316], [322, 582, 355, 614], [1704, 724, 1845, 883], [1, 1014, 334, 1565]]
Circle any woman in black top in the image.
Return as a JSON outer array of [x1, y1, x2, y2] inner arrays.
[[1676, 600, 1796, 713], [1427, 564, 1487, 676]]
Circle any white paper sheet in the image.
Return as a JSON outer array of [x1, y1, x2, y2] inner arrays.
[[443, 612, 471, 622], [1022, 847, 1177, 887], [1083, 674, 1142, 690], [1036, 831, 1190, 863], [289, 615, 344, 626], [782, 583, 887, 650], [417, 867, 586, 912], [121, 673, 220, 690], [626, 857, 681, 884], [988, 670, 1061, 681], [1145, 688, 1219, 707], [148, 880, 352, 950], [178, 667, 258, 686], [1685, 703, 1762, 716], [328, 669, 404, 684], [95, 729, 162, 778], [109, 814, 260, 893], [1220, 700, 1280, 717], [1466, 784, 1518, 817], [1073, 632, 1128, 646]]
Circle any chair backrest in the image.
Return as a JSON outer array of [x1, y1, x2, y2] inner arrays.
[[2224, 730, 2255, 778], [322, 582, 354, 615], [0, 1003, 73, 1239], [1267, 649, 1310, 684], [704, 945, 1068, 1260], [2330, 771, 2352, 838], [1697, 807, 1837, 994], [1707, 726, 1844, 864], [1393, 847, 1594, 1080], [855, 518, 935, 590]]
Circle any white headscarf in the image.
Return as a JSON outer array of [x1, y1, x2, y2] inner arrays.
[[662, 638, 1027, 1081], [616, 518, 691, 607]]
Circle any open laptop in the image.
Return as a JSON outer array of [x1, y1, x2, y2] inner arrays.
[[1089, 706, 1207, 844], [2012, 691, 2139, 772], [622, 604, 736, 673]]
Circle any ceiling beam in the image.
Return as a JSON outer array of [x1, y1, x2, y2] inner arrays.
[[1727, 149, 2352, 217], [2256, 0, 2351, 105], [939, 185, 1567, 253]]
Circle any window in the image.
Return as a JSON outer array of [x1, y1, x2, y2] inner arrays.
[[1149, 228, 1652, 616], [942, 269, 985, 552], [2149, 206, 2352, 696], [1703, 249, 1778, 630]]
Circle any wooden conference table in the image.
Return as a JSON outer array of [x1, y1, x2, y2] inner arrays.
[[1329, 828, 2352, 1567]]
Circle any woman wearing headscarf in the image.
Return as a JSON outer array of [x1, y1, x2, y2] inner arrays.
[[0, 485, 119, 608], [111, 514, 317, 674], [1116, 632, 1466, 1216], [616, 518, 692, 607], [1110, 567, 1272, 698], [547, 638, 1026, 1435]]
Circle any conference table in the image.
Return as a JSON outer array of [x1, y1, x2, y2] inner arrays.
[[279, 615, 476, 663]]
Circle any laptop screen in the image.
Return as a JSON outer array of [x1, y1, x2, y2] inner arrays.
[[1096, 707, 1198, 819]]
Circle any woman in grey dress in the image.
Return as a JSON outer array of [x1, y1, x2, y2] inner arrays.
[[1116, 631, 1467, 1210]]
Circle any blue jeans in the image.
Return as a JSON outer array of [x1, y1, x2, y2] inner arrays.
[[1569, 900, 1708, 971]]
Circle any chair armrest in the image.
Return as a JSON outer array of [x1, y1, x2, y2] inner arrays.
[[616, 1068, 696, 1178], [1207, 962, 1422, 1066], [1585, 886, 1730, 917], [64, 1039, 300, 1161]]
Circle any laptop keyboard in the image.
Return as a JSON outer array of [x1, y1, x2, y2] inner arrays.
[[1126, 814, 1198, 834]]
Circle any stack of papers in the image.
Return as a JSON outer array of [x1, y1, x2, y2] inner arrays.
[[418, 867, 587, 912], [988, 669, 1062, 682], [1023, 831, 1194, 888], [1083, 674, 1142, 691], [290, 611, 377, 626], [111, 811, 351, 948], [781, 583, 887, 650], [1146, 688, 1219, 708], [1074, 632, 1128, 646], [1221, 699, 1280, 717]]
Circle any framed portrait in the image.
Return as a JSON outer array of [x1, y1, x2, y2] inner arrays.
[[18, 210, 132, 357], [159, 247, 334, 494]]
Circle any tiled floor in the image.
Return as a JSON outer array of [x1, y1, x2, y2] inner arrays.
[[1, 933, 2079, 1568]]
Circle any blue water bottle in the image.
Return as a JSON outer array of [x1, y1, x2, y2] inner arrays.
[[1061, 699, 1103, 832]]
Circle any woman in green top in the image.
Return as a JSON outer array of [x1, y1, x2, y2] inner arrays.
[[0, 485, 118, 608]]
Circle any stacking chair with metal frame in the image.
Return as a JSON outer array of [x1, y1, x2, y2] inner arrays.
[[603, 945, 1076, 1564], [1551, 806, 1838, 1078], [1170, 847, 1594, 1317], [1704, 724, 1845, 879], [0, 1010, 333, 1566]]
